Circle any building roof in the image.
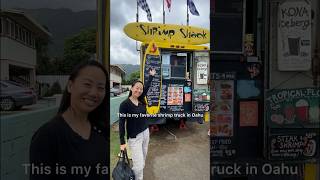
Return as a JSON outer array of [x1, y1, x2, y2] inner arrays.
[[110, 64, 126, 75], [1, 9, 52, 38]]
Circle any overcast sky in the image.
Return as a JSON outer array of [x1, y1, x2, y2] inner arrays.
[[3, 0, 209, 65], [110, 0, 209, 65]]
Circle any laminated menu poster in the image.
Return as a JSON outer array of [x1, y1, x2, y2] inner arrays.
[[211, 80, 234, 137], [266, 88, 320, 128], [167, 84, 184, 106], [143, 42, 162, 114], [210, 137, 236, 158]]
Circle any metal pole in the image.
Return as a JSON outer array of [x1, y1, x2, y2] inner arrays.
[[314, 0, 320, 86], [163, 0, 165, 24], [104, 0, 109, 69], [318, 0, 320, 50], [136, 1, 139, 22], [96, 0, 102, 63], [187, 0, 189, 26], [136, 1, 140, 51]]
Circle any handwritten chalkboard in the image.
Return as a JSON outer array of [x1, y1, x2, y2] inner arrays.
[[144, 54, 161, 107]]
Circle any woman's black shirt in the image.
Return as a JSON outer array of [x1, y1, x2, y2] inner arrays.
[[119, 76, 153, 145], [29, 115, 108, 180]]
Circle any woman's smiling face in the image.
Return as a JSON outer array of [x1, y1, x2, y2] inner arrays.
[[131, 82, 143, 98], [67, 66, 106, 113]]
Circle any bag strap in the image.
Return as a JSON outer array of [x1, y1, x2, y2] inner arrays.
[[120, 149, 131, 166]]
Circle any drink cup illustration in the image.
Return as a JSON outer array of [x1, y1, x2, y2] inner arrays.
[[284, 105, 295, 123], [295, 99, 309, 123], [309, 106, 320, 123], [202, 93, 207, 101], [288, 37, 300, 56]]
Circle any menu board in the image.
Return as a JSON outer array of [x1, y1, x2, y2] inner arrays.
[[269, 130, 319, 160], [167, 84, 184, 106], [211, 137, 236, 158], [211, 80, 234, 137], [144, 54, 162, 107]]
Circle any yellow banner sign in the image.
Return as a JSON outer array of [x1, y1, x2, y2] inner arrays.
[[123, 22, 210, 45]]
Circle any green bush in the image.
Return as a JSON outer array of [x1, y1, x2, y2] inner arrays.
[[50, 81, 62, 95]]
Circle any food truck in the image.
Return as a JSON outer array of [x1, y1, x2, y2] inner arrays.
[[124, 22, 210, 127]]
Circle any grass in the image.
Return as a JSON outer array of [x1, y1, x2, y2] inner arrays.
[[110, 123, 120, 179]]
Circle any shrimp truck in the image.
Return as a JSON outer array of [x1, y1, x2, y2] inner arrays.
[[124, 22, 210, 127]]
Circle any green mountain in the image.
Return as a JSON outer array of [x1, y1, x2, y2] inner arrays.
[[116, 64, 140, 80], [20, 8, 96, 57]]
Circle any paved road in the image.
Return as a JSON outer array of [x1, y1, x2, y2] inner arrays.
[[0, 98, 57, 117], [2, 93, 128, 124], [110, 92, 128, 125]]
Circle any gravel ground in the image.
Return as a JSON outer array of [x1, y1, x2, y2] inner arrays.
[[144, 120, 210, 180]]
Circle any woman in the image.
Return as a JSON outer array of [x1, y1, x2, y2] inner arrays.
[[119, 68, 156, 180], [29, 61, 108, 180]]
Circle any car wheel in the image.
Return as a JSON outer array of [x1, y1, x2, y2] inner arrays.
[[0, 97, 15, 111]]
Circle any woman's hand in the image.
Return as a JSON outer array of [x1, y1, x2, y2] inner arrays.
[[120, 144, 126, 151], [149, 68, 156, 76]]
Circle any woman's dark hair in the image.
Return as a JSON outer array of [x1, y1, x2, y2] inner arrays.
[[128, 79, 146, 104], [58, 60, 108, 129]]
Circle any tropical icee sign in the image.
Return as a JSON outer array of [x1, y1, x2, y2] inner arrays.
[[277, 1, 311, 71], [266, 88, 320, 128]]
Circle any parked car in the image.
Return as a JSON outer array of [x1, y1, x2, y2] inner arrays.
[[0, 80, 37, 111], [110, 87, 122, 97], [122, 87, 129, 92]]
